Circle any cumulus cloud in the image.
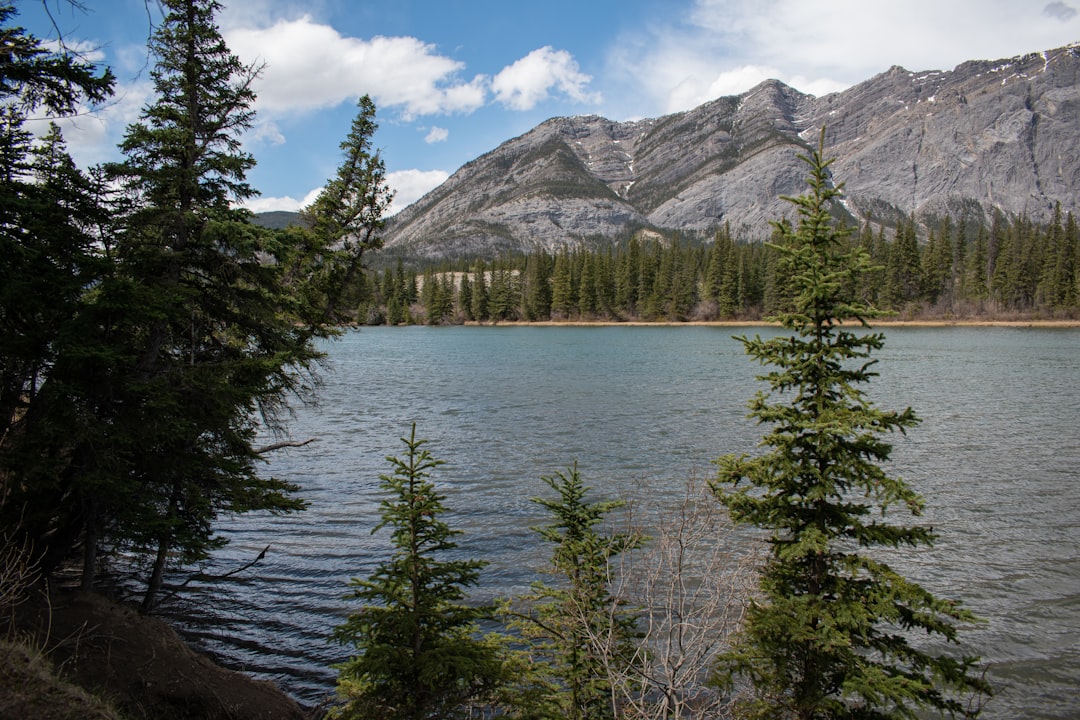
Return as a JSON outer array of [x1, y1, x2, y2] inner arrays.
[[492, 46, 600, 110], [225, 16, 487, 119], [424, 126, 449, 144], [226, 18, 599, 124], [386, 169, 450, 215]]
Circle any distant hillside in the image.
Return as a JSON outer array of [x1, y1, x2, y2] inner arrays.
[[252, 210, 302, 230], [382, 45, 1080, 260]]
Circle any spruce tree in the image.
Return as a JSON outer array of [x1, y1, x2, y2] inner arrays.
[[332, 425, 507, 719], [0, 3, 114, 572], [100, 0, 314, 610], [98, 0, 383, 609], [470, 259, 490, 321], [514, 464, 643, 720], [299, 94, 392, 323], [712, 131, 990, 720]]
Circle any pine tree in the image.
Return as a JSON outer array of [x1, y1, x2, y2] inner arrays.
[[524, 251, 554, 321], [458, 272, 474, 321], [0, 3, 114, 117], [332, 425, 508, 719], [551, 250, 574, 319], [0, 116, 117, 579], [712, 131, 991, 720], [614, 235, 640, 315], [885, 216, 921, 308]]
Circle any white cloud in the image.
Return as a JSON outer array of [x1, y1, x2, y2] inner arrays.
[[243, 170, 445, 216], [611, 0, 1080, 115], [386, 169, 450, 215], [492, 46, 600, 111], [425, 126, 449, 144], [225, 16, 487, 119], [242, 186, 323, 214]]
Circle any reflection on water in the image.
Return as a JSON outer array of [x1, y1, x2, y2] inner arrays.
[[165, 326, 1080, 719]]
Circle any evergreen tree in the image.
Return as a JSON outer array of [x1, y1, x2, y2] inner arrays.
[[712, 132, 991, 720], [102, 0, 312, 610], [965, 225, 989, 303], [715, 227, 740, 316], [0, 3, 114, 116], [473, 260, 491, 321], [0, 3, 115, 574], [515, 465, 643, 720], [300, 94, 393, 322], [488, 264, 517, 321], [458, 272, 474, 321], [884, 216, 921, 308], [524, 252, 554, 321], [578, 252, 598, 317], [0, 116, 117, 579], [98, 0, 384, 609], [551, 249, 574, 319], [594, 247, 617, 318], [614, 235, 640, 315], [332, 425, 508, 719]]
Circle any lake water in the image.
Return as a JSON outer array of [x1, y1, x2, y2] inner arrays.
[[169, 325, 1080, 719]]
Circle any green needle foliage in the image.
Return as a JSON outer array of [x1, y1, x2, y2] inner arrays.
[[711, 130, 992, 720], [1, 0, 390, 611], [332, 425, 508, 720], [513, 464, 644, 720]]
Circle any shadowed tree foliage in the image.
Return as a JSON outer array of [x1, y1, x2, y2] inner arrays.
[[1, 0, 387, 610], [711, 131, 992, 720]]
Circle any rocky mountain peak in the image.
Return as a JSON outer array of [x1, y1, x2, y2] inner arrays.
[[384, 45, 1080, 260]]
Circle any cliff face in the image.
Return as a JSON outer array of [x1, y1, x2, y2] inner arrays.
[[384, 45, 1080, 259]]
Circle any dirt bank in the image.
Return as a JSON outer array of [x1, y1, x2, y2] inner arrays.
[[4, 589, 316, 720]]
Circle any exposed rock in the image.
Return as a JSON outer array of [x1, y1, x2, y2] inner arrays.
[[383, 45, 1080, 260]]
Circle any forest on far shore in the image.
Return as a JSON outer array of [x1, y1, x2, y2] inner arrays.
[[351, 209, 1079, 325]]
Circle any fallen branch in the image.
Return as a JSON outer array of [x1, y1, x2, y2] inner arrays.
[[254, 438, 316, 453], [155, 545, 271, 609]]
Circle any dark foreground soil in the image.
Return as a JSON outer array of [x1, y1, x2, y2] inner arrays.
[[3, 589, 315, 720]]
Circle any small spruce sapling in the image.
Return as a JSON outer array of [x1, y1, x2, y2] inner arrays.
[[511, 464, 644, 720], [332, 424, 507, 719]]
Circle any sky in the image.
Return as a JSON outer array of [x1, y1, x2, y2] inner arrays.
[[16, 0, 1080, 216]]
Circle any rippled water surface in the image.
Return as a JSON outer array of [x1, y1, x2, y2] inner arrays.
[[171, 326, 1080, 718]]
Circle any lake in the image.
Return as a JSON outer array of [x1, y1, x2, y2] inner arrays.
[[169, 325, 1080, 719]]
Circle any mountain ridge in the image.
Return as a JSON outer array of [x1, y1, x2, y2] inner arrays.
[[363, 44, 1080, 259]]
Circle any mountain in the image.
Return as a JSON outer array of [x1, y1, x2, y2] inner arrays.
[[383, 44, 1080, 260]]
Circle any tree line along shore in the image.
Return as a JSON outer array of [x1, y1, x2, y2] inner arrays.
[[351, 209, 1080, 326]]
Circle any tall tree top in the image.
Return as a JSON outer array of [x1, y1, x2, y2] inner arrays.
[[116, 0, 258, 212]]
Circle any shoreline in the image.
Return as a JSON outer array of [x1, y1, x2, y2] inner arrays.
[[454, 319, 1080, 328]]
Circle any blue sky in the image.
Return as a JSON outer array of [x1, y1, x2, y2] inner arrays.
[[16, 0, 1080, 215]]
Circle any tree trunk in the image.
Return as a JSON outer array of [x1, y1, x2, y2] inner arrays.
[[142, 533, 170, 613], [80, 498, 97, 591]]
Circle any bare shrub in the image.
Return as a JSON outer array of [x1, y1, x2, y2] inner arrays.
[[1, 517, 40, 623], [597, 475, 761, 719]]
